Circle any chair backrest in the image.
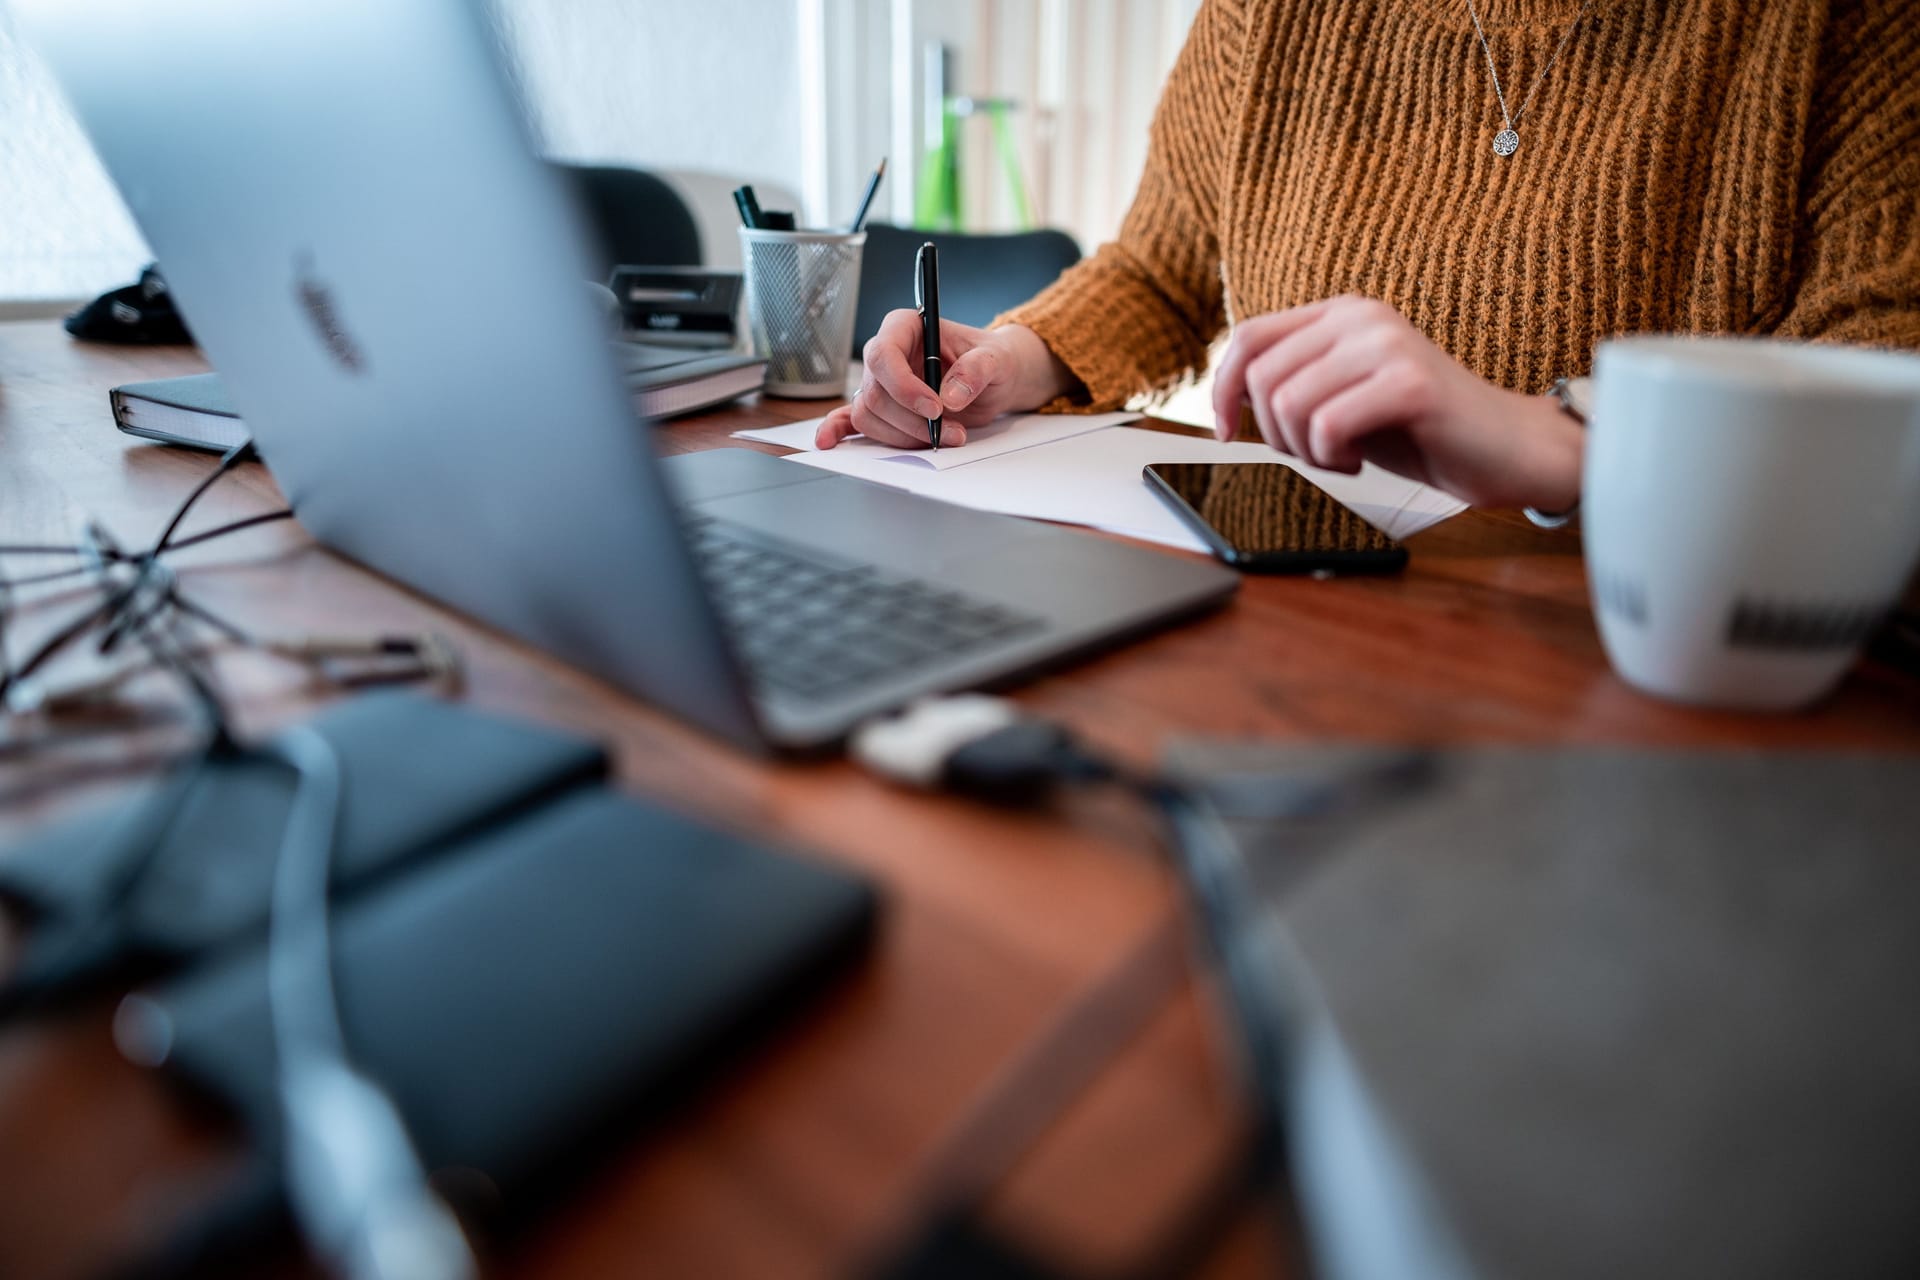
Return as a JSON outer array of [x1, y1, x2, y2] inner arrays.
[[552, 163, 703, 279], [850, 223, 1081, 355]]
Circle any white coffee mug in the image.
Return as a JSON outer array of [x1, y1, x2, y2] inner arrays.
[[1584, 336, 1920, 710]]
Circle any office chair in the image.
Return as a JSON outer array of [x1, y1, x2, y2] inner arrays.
[[552, 163, 703, 279], [850, 223, 1080, 354]]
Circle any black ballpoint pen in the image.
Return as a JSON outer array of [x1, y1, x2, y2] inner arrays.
[[915, 241, 942, 451]]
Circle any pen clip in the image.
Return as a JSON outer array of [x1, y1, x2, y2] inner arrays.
[[913, 242, 928, 315]]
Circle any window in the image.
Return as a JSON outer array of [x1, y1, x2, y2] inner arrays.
[[0, 9, 149, 304]]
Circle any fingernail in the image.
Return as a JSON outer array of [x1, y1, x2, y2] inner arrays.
[[940, 380, 972, 410], [918, 398, 943, 418]]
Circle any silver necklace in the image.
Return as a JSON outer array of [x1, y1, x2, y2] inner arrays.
[[1466, 0, 1595, 157]]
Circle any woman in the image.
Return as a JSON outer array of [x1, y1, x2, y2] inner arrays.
[[819, 0, 1919, 516]]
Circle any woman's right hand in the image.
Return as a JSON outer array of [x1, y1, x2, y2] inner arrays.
[[815, 314, 1075, 450]]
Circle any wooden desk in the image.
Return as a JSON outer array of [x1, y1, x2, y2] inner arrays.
[[2, 320, 1916, 1280]]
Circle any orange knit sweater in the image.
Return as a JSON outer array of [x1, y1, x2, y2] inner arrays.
[[1004, 0, 1920, 411]]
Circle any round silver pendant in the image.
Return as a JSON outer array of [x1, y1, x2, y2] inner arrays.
[[1493, 129, 1520, 157]]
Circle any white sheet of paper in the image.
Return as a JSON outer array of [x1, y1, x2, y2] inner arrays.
[[731, 411, 1141, 470], [730, 414, 1466, 551]]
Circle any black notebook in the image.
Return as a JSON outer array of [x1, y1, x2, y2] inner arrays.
[[110, 341, 766, 452]]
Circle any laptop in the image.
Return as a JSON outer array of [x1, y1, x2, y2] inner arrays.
[[20, 0, 1237, 752]]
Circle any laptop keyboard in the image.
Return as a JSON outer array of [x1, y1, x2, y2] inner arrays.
[[684, 517, 1043, 703]]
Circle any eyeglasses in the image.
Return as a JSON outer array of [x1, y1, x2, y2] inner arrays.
[[2, 448, 458, 753]]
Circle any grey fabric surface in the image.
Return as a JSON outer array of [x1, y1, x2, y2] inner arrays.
[[1167, 744, 1920, 1280]]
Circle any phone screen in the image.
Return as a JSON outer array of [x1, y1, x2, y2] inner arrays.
[[1143, 462, 1408, 573]]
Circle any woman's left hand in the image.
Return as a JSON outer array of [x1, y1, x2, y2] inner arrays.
[[1211, 295, 1583, 511]]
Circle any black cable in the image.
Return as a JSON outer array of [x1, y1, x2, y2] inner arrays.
[[1, 505, 253, 1015], [849, 703, 1416, 1278], [1132, 777, 1295, 1172], [4, 579, 253, 1013], [0, 563, 107, 591], [154, 441, 260, 556], [168, 593, 255, 646], [850, 707, 1296, 1277], [941, 719, 1298, 1169], [131, 600, 233, 747], [162, 508, 292, 552], [100, 443, 259, 656], [0, 441, 263, 587], [0, 510, 296, 595], [0, 581, 266, 715], [79, 523, 234, 747], [0, 441, 285, 702], [97, 573, 181, 655], [4, 451, 461, 1274], [0, 593, 127, 704], [0, 567, 234, 1014]]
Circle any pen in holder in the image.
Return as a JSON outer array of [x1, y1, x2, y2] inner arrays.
[[738, 227, 866, 398]]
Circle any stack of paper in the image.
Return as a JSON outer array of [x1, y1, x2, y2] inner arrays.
[[731, 413, 1465, 554]]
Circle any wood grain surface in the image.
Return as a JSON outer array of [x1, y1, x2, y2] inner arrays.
[[2, 320, 1915, 1280]]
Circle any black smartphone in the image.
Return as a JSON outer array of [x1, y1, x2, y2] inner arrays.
[[1143, 462, 1409, 574]]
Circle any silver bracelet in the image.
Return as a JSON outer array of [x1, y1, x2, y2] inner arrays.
[[1523, 376, 1591, 529]]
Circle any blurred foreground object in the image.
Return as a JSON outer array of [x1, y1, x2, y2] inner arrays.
[[11, 693, 877, 1276], [1171, 742, 1920, 1280]]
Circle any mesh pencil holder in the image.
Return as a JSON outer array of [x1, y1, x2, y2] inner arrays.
[[739, 227, 865, 398]]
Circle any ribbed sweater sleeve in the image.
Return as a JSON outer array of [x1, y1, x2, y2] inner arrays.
[[998, 0, 1247, 411], [1770, 0, 1920, 350]]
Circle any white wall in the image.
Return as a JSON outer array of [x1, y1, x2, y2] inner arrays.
[[0, 2, 810, 302], [493, 0, 806, 205]]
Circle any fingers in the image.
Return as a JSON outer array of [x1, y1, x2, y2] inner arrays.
[[837, 307, 970, 449], [851, 375, 950, 448], [815, 405, 858, 449], [939, 342, 1002, 414], [1242, 326, 1340, 455], [838, 311, 1003, 446], [819, 377, 969, 451], [1210, 298, 1338, 440], [1247, 332, 1382, 461], [864, 309, 943, 419], [1300, 366, 1424, 476]]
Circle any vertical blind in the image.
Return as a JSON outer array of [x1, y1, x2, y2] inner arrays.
[[976, 0, 1199, 249]]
